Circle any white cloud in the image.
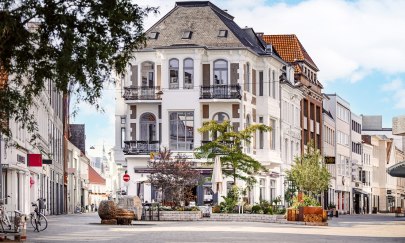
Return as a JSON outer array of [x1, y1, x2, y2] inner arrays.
[[139, 0, 405, 84], [382, 79, 402, 91], [381, 79, 405, 109]]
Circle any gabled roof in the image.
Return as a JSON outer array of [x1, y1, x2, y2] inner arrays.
[[88, 165, 105, 185], [145, 1, 274, 56], [262, 34, 319, 71]]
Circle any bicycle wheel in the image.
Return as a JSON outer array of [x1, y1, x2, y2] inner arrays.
[[36, 214, 48, 231], [30, 214, 37, 231]]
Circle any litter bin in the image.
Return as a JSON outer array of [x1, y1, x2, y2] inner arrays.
[[372, 207, 377, 214]]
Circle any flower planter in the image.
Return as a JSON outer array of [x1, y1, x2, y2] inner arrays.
[[298, 206, 324, 222], [287, 208, 299, 221]]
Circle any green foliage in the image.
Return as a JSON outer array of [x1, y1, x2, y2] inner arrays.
[[291, 194, 320, 209], [286, 141, 331, 195], [284, 186, 297, 207], [219, 186, 239, 213], [196, 120, 271, 185], [251, 205, 262, 214], [0, 0, 158, 137]]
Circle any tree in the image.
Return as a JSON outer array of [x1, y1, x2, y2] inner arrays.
[[0, 0, 158, 137], [196, 120, 271, 186], [148, 148, 201, 208], [286, 142, 331, 196]]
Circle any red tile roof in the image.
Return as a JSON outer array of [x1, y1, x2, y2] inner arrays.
[[262, 34, 319, 71], [88, 165, 106, 185]]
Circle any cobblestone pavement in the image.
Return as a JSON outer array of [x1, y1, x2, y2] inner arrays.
[[25, 213, 405, 243]]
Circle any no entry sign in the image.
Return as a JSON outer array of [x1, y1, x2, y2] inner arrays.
[[123, 174, 130, 182]]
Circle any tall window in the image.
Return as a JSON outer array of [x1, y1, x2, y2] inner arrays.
[[269, 119, 276, 150], [246, 115, 251, 153], [183, 58, 194, 89], [213, 59, 228, 85], [140, 113, 157, 142], [259, 179, 266, 201], [169, 111, 194, 151], [141, 61, 154, 87], [270, 180, 276, 202], [272, 70, 276, 98], [245, 63, 250, 91], [259, 71, 264, 96], [121, 128, 125, 148], [169, 58, 179, 89], [259, 116, 264, 149]]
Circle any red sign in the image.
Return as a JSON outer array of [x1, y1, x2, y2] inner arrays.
[[28, 154, 42, 167], [123, 174, 130, 182]]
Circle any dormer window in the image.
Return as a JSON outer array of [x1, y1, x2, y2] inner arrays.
[[218, 30, 228, 37], [182, 31, 192, 39], [149, 32, 159, 39]]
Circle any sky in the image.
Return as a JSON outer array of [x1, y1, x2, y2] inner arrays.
[[72, 0, 405, 155]]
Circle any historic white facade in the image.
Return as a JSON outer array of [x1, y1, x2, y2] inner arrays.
[[113, 1, 303, 206], [1, 80, 64, 215]]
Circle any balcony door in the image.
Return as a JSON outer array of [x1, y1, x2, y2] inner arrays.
[[141, 62, 155, 99], [140, 113, 157, 143]]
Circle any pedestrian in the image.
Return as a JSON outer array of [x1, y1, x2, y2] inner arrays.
[[91, 203, 94, 212]]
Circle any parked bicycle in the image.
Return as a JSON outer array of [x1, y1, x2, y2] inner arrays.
[[31, 198, 47, 232], [0, 195, 24, 233]]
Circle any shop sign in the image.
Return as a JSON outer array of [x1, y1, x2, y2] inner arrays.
[[43, 159, 52, 165], [28, 154, 42, 167], [325, 156, 335, 164]]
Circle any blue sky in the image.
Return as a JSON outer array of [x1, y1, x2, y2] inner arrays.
[[73, 0, 405, 153]]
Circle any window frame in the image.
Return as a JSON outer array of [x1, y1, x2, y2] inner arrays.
[[169, 58, 179, 89], [183, 58, 194, 89], [213, 59, 228, 85]]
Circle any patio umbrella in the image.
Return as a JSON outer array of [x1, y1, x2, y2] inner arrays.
[[212, 156, 223, 194]]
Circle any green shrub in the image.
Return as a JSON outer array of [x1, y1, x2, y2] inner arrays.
[[251, 205, 261, 214], [219, 186, 240, 213]]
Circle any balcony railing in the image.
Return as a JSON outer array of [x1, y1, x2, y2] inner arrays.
[[200, 84, 241, 99], [123, 86, 161, 100], [123, 140, 159, 155]]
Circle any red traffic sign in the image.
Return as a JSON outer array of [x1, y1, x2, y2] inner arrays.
[[123, 174, 130, 182]]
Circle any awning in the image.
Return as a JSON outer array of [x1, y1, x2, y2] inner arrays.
[[387, 161, 405, 178], [353, 188, 369, 195]]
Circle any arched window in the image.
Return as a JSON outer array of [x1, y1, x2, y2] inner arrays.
[[245, 62, 250, 91], [183, 58, 194, 89], [141, 61, 154, 87], [213, 59, 228, 85], [169, 58, 179, 89], [213, 112, 229, 123], [140, 113, 157, 142]]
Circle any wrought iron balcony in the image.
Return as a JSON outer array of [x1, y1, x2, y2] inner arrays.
[[123, 86, 161, 100], [123, 140, 160, 155], [199, 84, 241, 99]]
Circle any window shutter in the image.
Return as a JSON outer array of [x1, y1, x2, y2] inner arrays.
[[203, 64, 210, 86], [131, 65, 138, 86]]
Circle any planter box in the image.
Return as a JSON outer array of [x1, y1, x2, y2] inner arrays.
[[159, 211, 202, 221], [287, 209, 299, 221], [299, 206, 324, 222]]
